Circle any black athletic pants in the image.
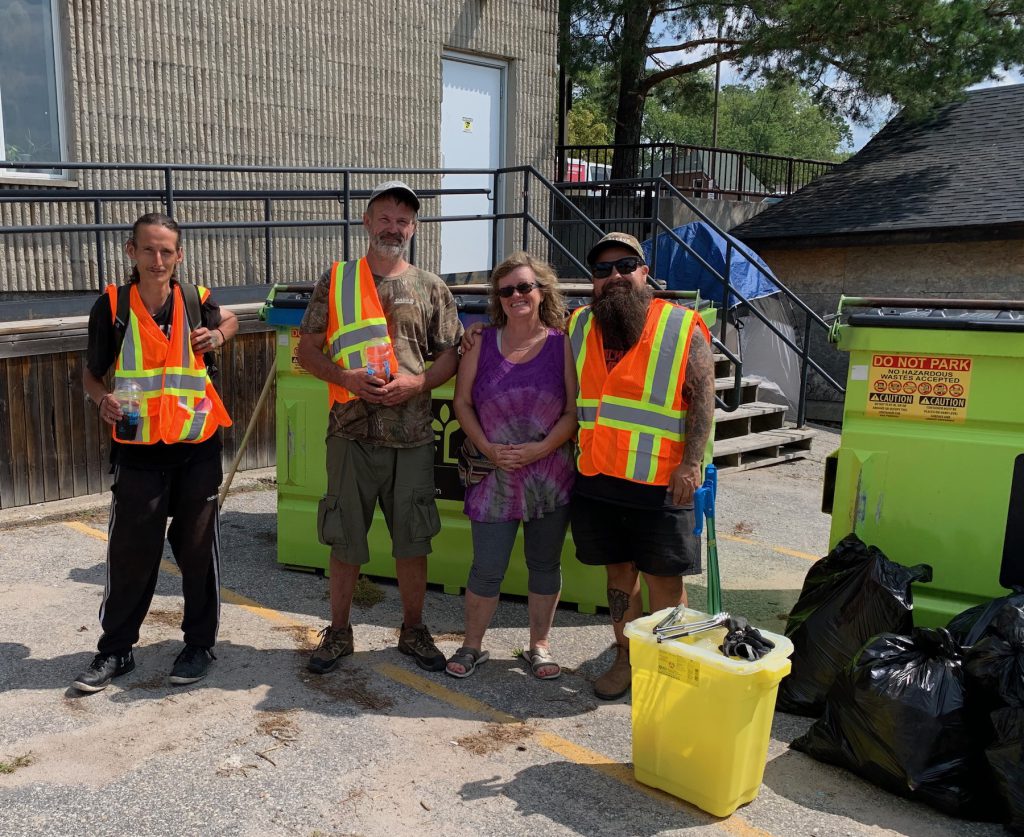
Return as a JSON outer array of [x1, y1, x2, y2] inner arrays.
[[97, 455, 223, 655]]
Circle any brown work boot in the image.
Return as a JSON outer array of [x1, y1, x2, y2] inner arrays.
[[398, 622, 446, 672], [308, 624, 354, 674], [594, 642, 631, 700]]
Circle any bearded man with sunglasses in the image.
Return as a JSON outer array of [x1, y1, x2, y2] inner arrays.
[[568, 232, 716, 700]]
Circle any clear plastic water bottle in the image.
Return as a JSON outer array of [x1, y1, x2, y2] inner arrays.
[[113, 380, 142, 441]]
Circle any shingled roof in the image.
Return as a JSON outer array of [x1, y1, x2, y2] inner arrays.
[[733, 84, 1024, 246]]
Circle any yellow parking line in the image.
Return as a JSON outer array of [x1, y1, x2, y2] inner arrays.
[[64, 518, 777, 836], [377, 662, 775, 836], [720, 532, 819, 562], [62, 520, 297, 627]]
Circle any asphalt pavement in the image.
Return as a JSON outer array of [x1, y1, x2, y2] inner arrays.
[[0, 427, 1006, 837]]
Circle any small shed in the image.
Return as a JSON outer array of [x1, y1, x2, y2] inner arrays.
[[732, 84, 1024, 419]]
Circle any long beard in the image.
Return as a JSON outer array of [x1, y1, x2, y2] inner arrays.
[[592, 281, 652, 351], [369, 233, 408, 260]]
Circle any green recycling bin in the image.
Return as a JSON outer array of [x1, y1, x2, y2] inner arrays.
[[826, 297, 1024, 626], [261, 282, 716, 613]]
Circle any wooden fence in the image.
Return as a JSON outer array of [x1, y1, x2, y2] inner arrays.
[[0, 305, 275, 510]]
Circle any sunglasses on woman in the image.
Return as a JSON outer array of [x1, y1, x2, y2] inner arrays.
[[592, 257, 643, 279], [497, 281, 540, 298]]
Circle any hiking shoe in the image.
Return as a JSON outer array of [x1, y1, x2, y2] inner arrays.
[[398, 623, 445, 672], [594, 642, 631, 700], [308, 624, 354, 674], [72, 651, 135, 693], [169, 645, 215, 685]]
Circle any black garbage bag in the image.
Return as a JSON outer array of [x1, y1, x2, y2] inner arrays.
[[963, 600, 1024, 712], [947, 586, 1024, 647], [792, 628, 992, 819], [776, 533, 932, 716], [986, 707, 1024, 833]]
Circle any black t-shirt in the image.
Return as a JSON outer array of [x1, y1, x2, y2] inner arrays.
[[86, 282, 224, 470]]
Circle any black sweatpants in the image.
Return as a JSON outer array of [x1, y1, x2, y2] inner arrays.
[[97, 455, 223, 655]]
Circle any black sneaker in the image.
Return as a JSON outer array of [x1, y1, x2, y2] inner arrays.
[[72, 651, 135, 693], [169, 645, 215, 685], [308, 624, 354, 674], [397, 623, 445, 672]]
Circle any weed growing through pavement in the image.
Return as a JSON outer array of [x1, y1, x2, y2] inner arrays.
[[352, 575, 384, 608], [0, 754, 34, 774]]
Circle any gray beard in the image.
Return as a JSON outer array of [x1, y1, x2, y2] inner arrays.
[[369, 236, 408, 260], [592, 281, 652, 351]]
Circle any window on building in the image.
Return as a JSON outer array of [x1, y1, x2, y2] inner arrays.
[[0, 0, 65, 177]]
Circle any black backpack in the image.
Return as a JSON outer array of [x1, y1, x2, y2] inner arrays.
[[112, 281, 204, 355]]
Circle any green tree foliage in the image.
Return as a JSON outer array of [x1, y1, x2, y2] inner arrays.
[[563, 0, 1024, 177], [571, 64, 852, 163]]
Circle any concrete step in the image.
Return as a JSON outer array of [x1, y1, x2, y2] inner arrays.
[[714, 400, 787, 441], [712, 426, 816, 472]]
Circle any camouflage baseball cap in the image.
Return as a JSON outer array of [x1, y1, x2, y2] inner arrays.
[[586, 231, 646, 266]]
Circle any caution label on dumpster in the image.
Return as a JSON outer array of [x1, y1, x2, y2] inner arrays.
[[287, 328, 310, 375], [658, 650, 701, 686], [866, 353, 972, 423]]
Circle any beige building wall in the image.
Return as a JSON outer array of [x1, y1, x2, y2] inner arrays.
[[2, 0, 558, 293], [757, 238, 1024, 419]]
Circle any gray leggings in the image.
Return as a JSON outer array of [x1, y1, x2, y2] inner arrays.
[[467, 505, 570, 598]]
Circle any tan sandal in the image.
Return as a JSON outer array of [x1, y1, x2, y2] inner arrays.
[[522, 647, 561, 680]]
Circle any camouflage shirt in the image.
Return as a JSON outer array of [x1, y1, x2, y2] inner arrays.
[[300, 263, 463, 447]]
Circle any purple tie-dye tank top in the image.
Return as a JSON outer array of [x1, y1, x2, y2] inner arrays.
[[463, 327, 575, 523]]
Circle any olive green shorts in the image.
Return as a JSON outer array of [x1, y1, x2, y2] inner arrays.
[[317, 437, 441, 566]]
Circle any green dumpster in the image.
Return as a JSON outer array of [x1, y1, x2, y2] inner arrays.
[[261, 282, 716, 613], [826, 296, 1024, 626]]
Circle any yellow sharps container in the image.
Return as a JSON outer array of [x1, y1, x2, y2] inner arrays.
[[624, 609, 793, 817]]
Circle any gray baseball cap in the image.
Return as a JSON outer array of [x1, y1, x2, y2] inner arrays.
[[368, 180, 420, 212], [586, 231, 646, 266]]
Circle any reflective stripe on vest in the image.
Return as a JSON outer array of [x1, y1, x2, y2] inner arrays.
[[325, 259, 397, 406], [106, 283, 231, 445], [570, 298, 704, 485]]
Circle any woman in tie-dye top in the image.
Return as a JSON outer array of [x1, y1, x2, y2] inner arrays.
[[448, 252, 577, 680]]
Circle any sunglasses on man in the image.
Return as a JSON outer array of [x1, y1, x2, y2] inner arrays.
[[497, 281, 540, 298], [592, 257, 643, 279]]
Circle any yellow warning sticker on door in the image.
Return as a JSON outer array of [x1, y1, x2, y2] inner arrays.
[[658, 650, 701, 686], [288, 327, 310, 375], [866, 353, 972, 423]]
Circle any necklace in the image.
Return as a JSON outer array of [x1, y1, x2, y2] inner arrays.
[[499, 327, 547, 356]]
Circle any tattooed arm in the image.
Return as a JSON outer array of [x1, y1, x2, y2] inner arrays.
[[669, 329, 716, 506]]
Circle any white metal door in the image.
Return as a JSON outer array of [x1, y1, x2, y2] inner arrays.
[[440, 55, 504, 274]]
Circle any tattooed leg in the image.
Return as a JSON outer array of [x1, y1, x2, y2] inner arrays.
[[605, 563, 641, 647]]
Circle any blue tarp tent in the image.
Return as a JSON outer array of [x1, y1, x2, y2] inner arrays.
[[642, 221, 779, 308]]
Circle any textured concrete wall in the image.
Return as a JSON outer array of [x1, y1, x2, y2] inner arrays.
[[1, 0, 557, 293], [756, 238, 1024, 419]]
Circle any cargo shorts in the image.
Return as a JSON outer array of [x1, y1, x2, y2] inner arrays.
[[317, 437, 441, 566]]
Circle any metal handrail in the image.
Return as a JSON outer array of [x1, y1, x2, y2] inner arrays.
[[2, 160, 822, 418]]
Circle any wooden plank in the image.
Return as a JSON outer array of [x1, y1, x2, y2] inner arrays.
[[34, 353, 61, 502], [49, 351, 76, 499], [0, 359, 15, 509], [712, 426, 816, 458], [66, 352, 92, 497], [257, 333, 276, 468], [7, 356, 35, 506]]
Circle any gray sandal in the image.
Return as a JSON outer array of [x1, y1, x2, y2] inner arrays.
[[445, 647, 489, 678], [522, 647, 561, 680]]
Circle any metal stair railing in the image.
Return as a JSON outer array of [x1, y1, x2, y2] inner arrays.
[[491, 165, 747, 413]]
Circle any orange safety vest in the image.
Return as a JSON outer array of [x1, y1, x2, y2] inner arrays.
[[324, 258, 398, 406], [568, 297, 710, 485], [105, 283, 231, 445]]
